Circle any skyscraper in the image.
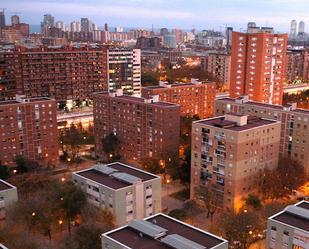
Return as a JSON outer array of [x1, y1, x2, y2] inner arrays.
[[298, 20, 305, 35], [11, 15, 20, 26], [0, 10, 5, 28], [55, 21, 65, 31], [290, 20, 297, 38], [81, 18, 90, 32], [41, 14, 55, 34], [230, 28, 287, 105]]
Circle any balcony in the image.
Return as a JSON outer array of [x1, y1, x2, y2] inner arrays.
[[214, 134, 226, 140], [213, 166, 225, 176]]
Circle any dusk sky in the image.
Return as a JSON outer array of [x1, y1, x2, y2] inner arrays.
[[2, 0, 309, 32]]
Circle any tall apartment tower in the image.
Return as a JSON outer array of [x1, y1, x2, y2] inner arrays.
[[93, 90, 180, 163], [0, 10, 5, 28], [290, 20, 297, 38], [191, 113, 281, 211], [41, 14, 54, 33], [0, 96, 58, 166], [11, 15, 20, 26], [215, 96, 309, 176], [298, 21, 305, 35], [230, 29, 287, 105], [81, 18, 90, 32], [108, 48, 141, 96]]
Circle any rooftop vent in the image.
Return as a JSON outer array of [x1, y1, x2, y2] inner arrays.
[[161, 234, 206, 249], [128, 220, 167, 239], [285, 205, 309, 220], [94, 165, 118, 175], [111, 172, 142, 184]]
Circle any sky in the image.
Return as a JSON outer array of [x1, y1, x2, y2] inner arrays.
[[2, 0, 309, 32]]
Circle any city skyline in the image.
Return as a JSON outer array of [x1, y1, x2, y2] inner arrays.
[[2, 0, 309, 32]]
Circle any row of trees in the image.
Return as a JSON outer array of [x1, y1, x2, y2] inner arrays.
[[2, 173, 115, 249]]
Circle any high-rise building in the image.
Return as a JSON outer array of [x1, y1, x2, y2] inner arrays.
[[108, 48, 141, 96], [290, 20, 297, 38], [160, 28, 169, 36], [81, 18, 90, 32], [191, 113, 281, 210], [41, 14, 55, 34], [163, 34, 177, 48], [72, 162, 162, 226], [55, 21, 65, 31], [70, 21, 81, 32], [11, 15, 20, 26], [203, 52, 231, 89], [226, 27, 233, 51], [298, 21, 305, 35], [0, 46, 108, 102], [0, 10, 5, 28], [102, 213, 229, 249], [286, 49, 308, 82], [93, 90, 180, 163], [0, 179, 18, 219], [230, 29, 287, 105], [266, 200, 308, 249], [215, 96, 309, 176], [0, 95, 59, 166], [142, 80, 216, 118], [172, 28, 183, 44]]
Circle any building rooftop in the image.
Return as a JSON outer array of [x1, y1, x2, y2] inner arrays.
[[270, 201, 309, 232], [94, 91, 179, 108], [0, 180, 15, 192], [75, 162, 159, 190], [104, 213, 227, 249], [196, 114, 278, 131], [0, 96, 53, 106], [217, 97, 309, 115]]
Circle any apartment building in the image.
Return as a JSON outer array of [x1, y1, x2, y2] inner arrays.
[[142, 80, 216, 118], [102, 213, 228, 249], [286, 49, 309, 83], [72, 162, 161, 226], [266, 201, 308, 249], [202, 53, 231, 90], [191, 113, 281, 211], [230, 29, 287, 105], [108, 48, 141, 96], [0, 95, 58, 166], [0, 45, 108, 102], [215, 96, 309, 176], [0, 179, 18, 219], [93, 90, 180, 163]]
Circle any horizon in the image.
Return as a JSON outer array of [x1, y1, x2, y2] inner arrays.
[[2, 0, 309, 33]]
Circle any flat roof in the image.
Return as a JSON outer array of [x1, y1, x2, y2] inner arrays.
[[217, 98, 309, 114], [196, 116, 278, 131], [105, 213, 227, 248], [0, 180, 15, 191], [94, 92, 178, 108], [75, 162, 159, 190], [271, 201, 309, 232], [0, 97, 53, 106]]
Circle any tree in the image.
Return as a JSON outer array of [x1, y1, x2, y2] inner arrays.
[[61, 123, 83, 161], [195, 186, 218, 220], [14, 155, 39, 174], [0, 163, 10, 179], [52, 182, 87, 235], [142, 158, 163, 175], [178, 147, 191, 185], [219, 210, 261, 249], [102, 133, 121, 161], [244, 193, 262, 210], [180, 115, 200, 148], [277, 157, 307, 193]]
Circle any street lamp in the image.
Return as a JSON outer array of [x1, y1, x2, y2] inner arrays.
[[61, 177, 65, 182], [32, 212, 36, 217], [166, 179, 170, 196]]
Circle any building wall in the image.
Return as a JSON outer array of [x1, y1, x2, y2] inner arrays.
[[108, 48, 141, 96], [230, 31, 287, 105], [0, 182, 18, 219], [141, 82, 216, 118], [0, 46, 108, 102], [206, 54, 231, 89], [190, 118, 281, 210], [266, 219, 308, 249], [93, 92, 180, 163], [215, 98, 309, 176], [0, 97, 58, 166], [72, 170, 161, 226]]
